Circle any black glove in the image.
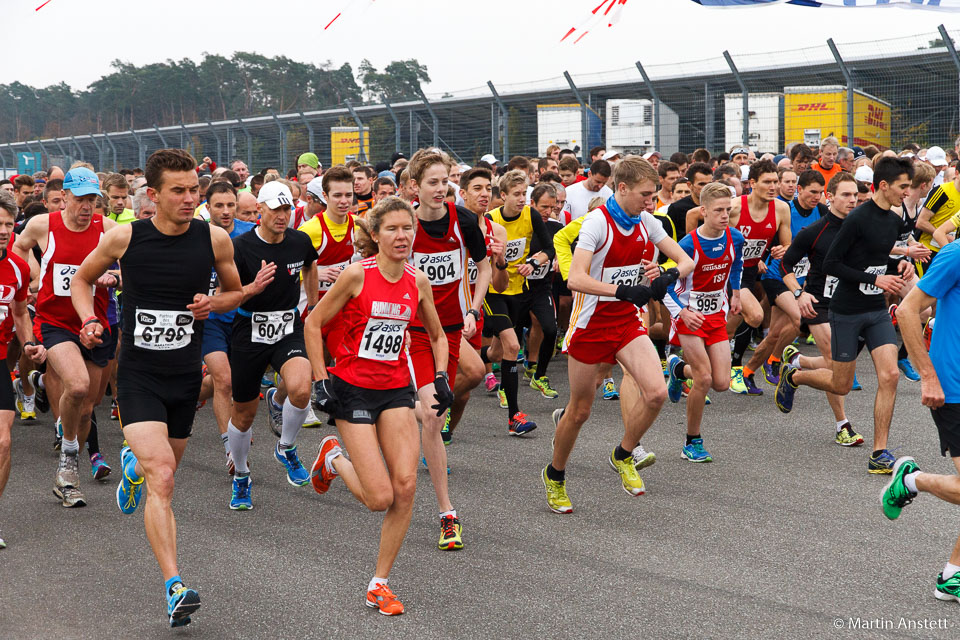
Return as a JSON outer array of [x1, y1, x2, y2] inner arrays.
[[431, 372, 454, 417], [312, 378, 339, 415], [650, 267, 680, 301], [615, 283, 653, 309]]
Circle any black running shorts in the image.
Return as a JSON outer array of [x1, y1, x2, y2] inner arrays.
[[828, 309, 897, 363], [116, 363, 202, 439], [931, 403, 960, 458], [329, 374, 415, 425]]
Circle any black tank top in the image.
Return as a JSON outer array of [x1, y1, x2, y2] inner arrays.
[[119, 218, 215, 373]]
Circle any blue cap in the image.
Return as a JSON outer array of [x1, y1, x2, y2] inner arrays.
[[773, 154, 786, 165], [377, 170, 397, 184], [62, 167, 102, 197]]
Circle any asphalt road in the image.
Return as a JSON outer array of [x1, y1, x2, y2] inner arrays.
[[2, 344, 959, 639]]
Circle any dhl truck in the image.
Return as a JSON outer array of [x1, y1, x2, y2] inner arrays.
[[331, 126, 370, 164], [784, 86, 891, 150]]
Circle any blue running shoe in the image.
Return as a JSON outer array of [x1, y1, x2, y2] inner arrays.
[[260, 373, 274, 388], [230, 476, 252, 510], [265, 388, 283, 438], [681, 438, 713, 463], [743, 374, 764, 396], [852, 374, 862, 391], [90, 452, 111, 481], [762, 361, 780, 386], [420, 456, 451, 474], [775, 363, 798, 413], [898, 358, 920, 382], [869, 449, 897, 475], [508, 412, 537, 436], [601, 379, 619, 400], [274, 443, 310, 486], [167, 582, 201, 628], [667, 354, 683, 403], [116, 446, 144, 514]]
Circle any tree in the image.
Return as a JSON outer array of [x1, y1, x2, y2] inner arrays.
[[359, 59, 431, 102]]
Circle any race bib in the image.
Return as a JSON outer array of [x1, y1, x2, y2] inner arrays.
[[208, 270, 219, 297], [527, 259, 551, 280], [358, 318, 406, 361], [599, 264, 642, 302], [0, 306, 8, 324], [318, 260, 350, 291], [53, 263, 79, 297], [413, 250, 462, 286], [467, 258, 479, 285], [889, 237, 910, 260], [689, 290, 723, 314], [133, 309, 194, 351], [742, 238, 767, 261], [859, 265, 887, 295], [251, 310, 295, 345], [823, 275, 838, 298], [793, 257, 810, 279], [504, 238, 526, 263]]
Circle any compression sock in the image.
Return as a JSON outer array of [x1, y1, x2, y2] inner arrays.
[[535, 327, 557, 379], [480, 346, 491, 364], [279, 397, 308, 449], [671, 358, 687, 381], [767, 354, 780, 366], [86, 409, 100, 455], [654, 339, 666, 361], [731, 321, 753, 367], [501, 358, 520, 416], [227, 420, 252, 475], [220, 433, 230, 455], [898, 342, 908, 361]]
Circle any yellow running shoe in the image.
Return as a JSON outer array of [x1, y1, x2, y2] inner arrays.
[[541, 466, 573, 514], [530, 375, 559, 399], [497, 388, 508, 409], [438, 514, 463, 550], [835, 422, 864, 447], [730, 367, 748, 394], [609, 449, 645, 496]]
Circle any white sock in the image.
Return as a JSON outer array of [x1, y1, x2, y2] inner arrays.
[[440, 509, 457, 519], [943, 562, 960, 579], [368, 577, 388, 592], [61, 436, 79, 454], [279, 397, 308, 449], [603, 378, 614, 385], [227, 421, 252, 475], [836, 420, 847, 433], [220, 433, 230, 455], [904, 471, 920, 494]]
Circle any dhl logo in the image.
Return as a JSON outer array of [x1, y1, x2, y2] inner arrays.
[[866, 104, 888, 131], [796, 103, 832, 112]]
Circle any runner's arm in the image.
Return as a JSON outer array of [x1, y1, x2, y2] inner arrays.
[[769, 200, 792, 259], [779, 221, 815, 282], [208, 225, 242, 314], [822, 211, 876, 285], [304, 262, 363, 380], [932, 214, 958, 249], [729, 230, 744, 291], [528, 209, 555, 265], [553, 216, 585, 280], [302, 260, 319, 308], [896, 284, 943, 408], [12, 213, 48, 263], [71, 223, 133, 322], [685, 206, 703, 236], [916, 207, 938, 236], [653, 235, 694, 278], [416, 270, 448, 375]]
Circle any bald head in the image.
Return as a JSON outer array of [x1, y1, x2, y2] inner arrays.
[[236, 191, 258, 222], [48, 166, 65, 181]]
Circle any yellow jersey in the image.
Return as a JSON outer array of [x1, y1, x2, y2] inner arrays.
[[487, 206, 534, 296], [921, 180, 960, 251]]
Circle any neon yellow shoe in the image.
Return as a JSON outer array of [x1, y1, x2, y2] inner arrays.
[[730, 367, 748, 394], [497, 388, 508, 409], [438, 514, 463, 550], [530, 375, 559, 399], [609, 449, 645, 496], [541, 466, 572, 514], [835, 422, 864, 447], [522, 364, 535, 381]]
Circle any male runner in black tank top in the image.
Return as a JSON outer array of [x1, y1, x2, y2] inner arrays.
[[72, 149, 242, 628]]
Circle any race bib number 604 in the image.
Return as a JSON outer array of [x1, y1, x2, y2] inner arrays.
[[133, 309, 194, 351]]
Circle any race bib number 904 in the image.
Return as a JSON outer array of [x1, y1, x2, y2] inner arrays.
[[133, 309, 194, 351], [413, 250, 462, 286], [53, 263, 79, 297], [358, 318, 407, 361]]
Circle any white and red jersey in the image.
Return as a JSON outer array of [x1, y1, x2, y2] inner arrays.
[[467, 216, 494, 294], [329, 257, 419, 389], [668, 228, 736, 317], [36, 211, 110, 333], [563, 205, 662, 348], [736, 195, 778, 268], [409, 202, 471, 328], [0, 249, 29, 359]]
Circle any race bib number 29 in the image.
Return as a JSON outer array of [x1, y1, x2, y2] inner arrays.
[[134, 309, 194, 351]]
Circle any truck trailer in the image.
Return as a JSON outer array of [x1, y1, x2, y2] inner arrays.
[[605, 99, 679, 157], [537, 104, 602, 159], [784, 86, 891, 150]]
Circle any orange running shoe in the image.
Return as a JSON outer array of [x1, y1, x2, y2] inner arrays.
[[309, 435, 341, 494], [366, 583, 404, 616]]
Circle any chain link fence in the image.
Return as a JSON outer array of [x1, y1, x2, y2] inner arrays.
[[4, 27, 959, 175]]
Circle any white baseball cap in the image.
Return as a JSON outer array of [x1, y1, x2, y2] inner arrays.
[[257, 181, 294, 209], [481, 154, 499, 165], [854, 165, 874, 184], [305, 178, 326, 204], [926, 145, 947, 167]]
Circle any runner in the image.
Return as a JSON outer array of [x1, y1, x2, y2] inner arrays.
[[776, 157, 915, 474], [664, 183, 744, 462], [915, 163, 960, 275], [304, 196, 451, 615], [72, 148, 243, 626], [545, 156, 693, 512], [14, 167, 118, 507], [226, 180, 319, 508]]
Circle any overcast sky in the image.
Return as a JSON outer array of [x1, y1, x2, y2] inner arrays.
[[6, 0, 956, 96]]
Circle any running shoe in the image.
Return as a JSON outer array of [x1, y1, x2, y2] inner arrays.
[[924, 318, 935, 351], [775, 363, 798, 413], [440, 412, 453, 445], [667, 354, 683, 403], [935, 573, 960, 603], [310, 435, 341, 494], [225, 450, 235, 476], [265, 388, 283, 438], [730, 367, 748, 394], [781, 345, 800, 374], [508, 412, 537, 436], [14, 379, 35, 421], [260, 373, 274, 388], [229, 476, 252, 510], [888, 303, 899, 328], [609, 449, 645, 496], [898, 358, 920, 382], [868, 449, 897, 475], [805, 334, 816, 345], [748, 336, 762, 351], [420, 455, 451, 475], [531, 375, 559, 399], [491, 362, 500, 373], [0, 532, 5, 549], [116, 446, 144, 514], [274, 443, 310, 486], [601, 379, 619, 400], [631, 445, 656, 470], [54, 451, 86, 507], [541, 466, 573, 514], [523, 363, 535, 381], [880, 456, 918, 520], [835, 423, 864, 447], [27, 370, 48, 414], [743, 373, 764, 396], [302, 405, 322, 428], [679, 379, 711, 404], [167, 582, 201, 628], [851, 374, 862, 391], [90, 453, 111, 480], [366, 583, 404, 616], [762, 361, 780, 386], [661, 359, 668, 377], [484, 373, 499, 394], [438, 514, 463, 550], [53, 417, 62, 451], [110, 399, 119, 421], [681, 438, 713, 463], [497, 388, 508, 409]]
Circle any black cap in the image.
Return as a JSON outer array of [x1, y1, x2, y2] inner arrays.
[[852, 146, 865, 160], [390, 152, 407, 164]]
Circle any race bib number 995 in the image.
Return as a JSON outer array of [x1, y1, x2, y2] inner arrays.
[[689, 290, 723, 314], [134, 309, 194, 351]]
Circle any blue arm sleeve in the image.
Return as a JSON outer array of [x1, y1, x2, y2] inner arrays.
[[729, 230, 744, 290]]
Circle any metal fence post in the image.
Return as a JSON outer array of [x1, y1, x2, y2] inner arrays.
[[207, 123, 221, 166], [153, 125, 169, 148], [723, 51, 749, 148], [237, 119, 253, 170], [36, 139, 50, 168], [103, 133, 118, 170], [704, 83, 714, 152], [128, 129, 143, 167], [70, 136, 84, 161], [635, 62, 661, 152], [54, 137, 69, 164], [344, 100, 367, 163], [938, 24, 960, 135], [181, 124, 192, 156], [383, 101, 402, 156], [270, 111, 286, 173], [564, 71, 589, 160], [298, 112, 314, 154], [487, 81, 509, 160], [415, 88, 440, 149], [409, 110, 416, 156], [827, 39, 855, 148], [88, 135, 104, 169]]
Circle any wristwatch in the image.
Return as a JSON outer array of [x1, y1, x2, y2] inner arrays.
[[466, 309, 481, 321], [793, 289, 803, 299]]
